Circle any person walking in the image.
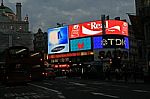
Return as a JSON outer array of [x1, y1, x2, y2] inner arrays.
[[105, 65, 111, 81], [122, 65, 128, 83]]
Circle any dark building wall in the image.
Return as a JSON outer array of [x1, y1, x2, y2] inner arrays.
[[33, 28, 47, 53], [134, 0, 150, 68], [135, 0, 150, 16]]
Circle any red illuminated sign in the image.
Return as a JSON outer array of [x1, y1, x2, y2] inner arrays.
[[69, 24, 82, 38], [48, 51, 93, 59], [105, 20, 128, 36], [82, 20, 103, 36], [69, 20, 103, 38], [69, 20, 128, 38]]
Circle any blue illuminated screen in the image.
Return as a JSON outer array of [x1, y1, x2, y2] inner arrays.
[[124, 37, 129, 49], [70, 37, 91, 51], [93, 35, 129, 49], [93, 36, 103, 49], [48, 26, 69, 54]]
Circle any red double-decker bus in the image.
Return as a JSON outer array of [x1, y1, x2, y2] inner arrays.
[[1, 46, 31, 84], [27, 51, 45, 81]]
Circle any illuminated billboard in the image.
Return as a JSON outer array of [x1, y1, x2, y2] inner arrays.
[[105, 20, 128, 36], [48, 26, 69, 54], [94, 49, 129, 61], [48, 51, 93, 59], [69, 20, 128, 38], [70, 37, 92, 52], [69, 20, 103, 38], [93, 35, 129, 49]]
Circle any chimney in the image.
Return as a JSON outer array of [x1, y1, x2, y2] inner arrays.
[[16, 3, 22, 21], [1, 0, 4, 6]]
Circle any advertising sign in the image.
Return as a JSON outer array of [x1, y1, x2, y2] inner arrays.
[[94, 49, 129, 61], [48, 51, 93, 59], [48, 26, 69, 54], [69, 24, 82, 38], [93, 35, 129, 49], [69, 20, 128, 38], [70, 37, 91, 52], [105, 20, 128, 36], [69, 20, 103, 38]]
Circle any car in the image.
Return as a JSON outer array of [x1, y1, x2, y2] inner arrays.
[[43, 68, 56, 80]]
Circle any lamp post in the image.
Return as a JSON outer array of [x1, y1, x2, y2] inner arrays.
[[101, 15, 106, 35]]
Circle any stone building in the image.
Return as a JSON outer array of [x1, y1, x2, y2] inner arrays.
[[0, 1, 33, 52]]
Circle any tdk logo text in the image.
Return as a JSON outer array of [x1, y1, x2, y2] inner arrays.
[[101, 38, 125, 46]]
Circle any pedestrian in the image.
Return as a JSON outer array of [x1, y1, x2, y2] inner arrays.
[[122, 65, 128, 83], [105, 66, 111, 81], [133, 65, 138, 83], [115, 68, 119, 81]]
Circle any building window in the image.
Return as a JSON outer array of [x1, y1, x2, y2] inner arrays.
[[144, 0, 150, 6]]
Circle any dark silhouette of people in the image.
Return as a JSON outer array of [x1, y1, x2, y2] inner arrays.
[[105, 65, 111, 81], [122, 65, 128, 83], [115, 68, 120, 81]]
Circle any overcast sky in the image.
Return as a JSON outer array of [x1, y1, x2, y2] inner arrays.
[[4, 0, 135, 33]]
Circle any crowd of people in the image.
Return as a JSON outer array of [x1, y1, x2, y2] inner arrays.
[[103, 64, 145, 83]]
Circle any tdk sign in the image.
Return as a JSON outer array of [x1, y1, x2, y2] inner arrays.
[[93, 35, 129, 49], [101, 38, 125, 46]]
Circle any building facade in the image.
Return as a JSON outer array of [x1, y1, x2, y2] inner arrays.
[[0, 2, 33, 52], [135, 0, 150, 42], [47, 19, 129, 74], [135, 0, 150, 68], [135, 0, 150, 16], [32, 17, 139, 77], [33, 28, 48, 53]]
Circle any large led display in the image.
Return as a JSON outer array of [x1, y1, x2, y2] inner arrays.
[[70, 37, 91, 52], [69, 20, 128, 39], [105, 20, 128, 36], [48, 26, 69, 54], [94, 49, 129, 61], [69, 20, 103, 38], [93, 35, 129, 49]]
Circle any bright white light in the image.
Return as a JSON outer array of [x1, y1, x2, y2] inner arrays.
[[16, 49, 26, 54], [49, 30, 59, 45], [30, 52, 40, 57]]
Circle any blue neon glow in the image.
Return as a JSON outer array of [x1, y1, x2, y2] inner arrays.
[[124, 37, 129, 49], [93, 36, 103, 49]]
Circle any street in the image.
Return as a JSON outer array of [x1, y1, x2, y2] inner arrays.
[[0, 77, 150, 99]]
